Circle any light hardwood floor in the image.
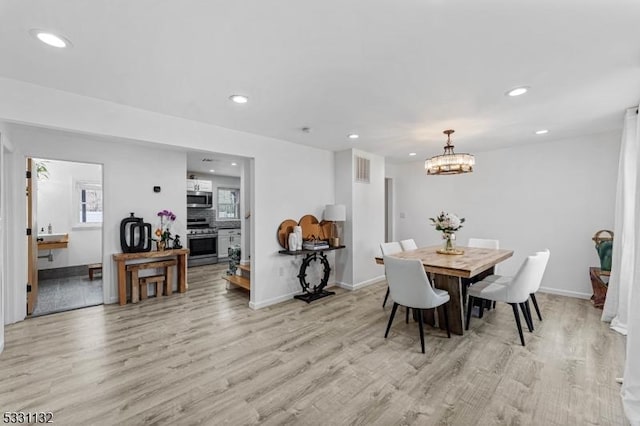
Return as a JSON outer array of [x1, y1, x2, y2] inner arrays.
[[0, 264, 626, 425]]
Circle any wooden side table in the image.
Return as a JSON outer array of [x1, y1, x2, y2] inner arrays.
[[589, 267, 610, 309], [113, 249, 189, 305]]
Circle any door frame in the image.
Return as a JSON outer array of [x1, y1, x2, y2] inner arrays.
[[26, 158, 38, 314]]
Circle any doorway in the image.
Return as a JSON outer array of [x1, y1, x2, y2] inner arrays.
[[27, 158, 104, 316]]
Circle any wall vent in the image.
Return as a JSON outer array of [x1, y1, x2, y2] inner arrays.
[[354, 156, 370, 183]]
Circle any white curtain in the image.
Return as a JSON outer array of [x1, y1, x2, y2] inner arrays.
[[602, 106, 640, 425]]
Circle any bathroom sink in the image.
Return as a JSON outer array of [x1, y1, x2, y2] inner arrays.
[[37, 233, 68, 242]]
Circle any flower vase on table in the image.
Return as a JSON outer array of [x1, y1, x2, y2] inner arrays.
[[443, 232, 455, 252], [154, 209, 176, 252], [430, 211, 465, 255]]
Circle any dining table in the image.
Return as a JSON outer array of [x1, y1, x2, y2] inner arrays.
[[375, 245, 514, 335]]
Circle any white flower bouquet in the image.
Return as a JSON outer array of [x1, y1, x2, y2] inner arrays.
[[429, 211, 465, 233]]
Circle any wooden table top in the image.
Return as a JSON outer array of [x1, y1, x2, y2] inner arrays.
[[113, 248, 189, 261], [375, 245, 513, 278]]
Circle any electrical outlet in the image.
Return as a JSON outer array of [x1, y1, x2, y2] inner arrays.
[[400, 212, 406, 219]]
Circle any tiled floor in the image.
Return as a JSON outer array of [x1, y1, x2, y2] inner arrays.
[[32, 275, 103, 317]]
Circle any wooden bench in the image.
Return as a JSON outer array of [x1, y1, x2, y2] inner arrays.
[[88, 263, 102, 280], [126, 259, 177, 303], [138, 275, 167, 302]]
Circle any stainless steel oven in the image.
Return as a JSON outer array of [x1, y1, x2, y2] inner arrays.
[[187, 232, 218, 266], [187, 218, 218, 266], [187, 191, 213, 208]]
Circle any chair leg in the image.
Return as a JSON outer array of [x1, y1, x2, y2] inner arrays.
[[493, 301, 496, 309], [520, 302, 533, 332], [530, 293, 542, 321], [417, 308, 425, 353], [479, 299, 485, 318], [524, 299, 535, 331], [382, 287, 390, 308], [510, 303, 526, 346], [405, 307, 410, 324], [443, 303, 451, 338], [466, 296, 474, 330], [384, 303, 399, 338]]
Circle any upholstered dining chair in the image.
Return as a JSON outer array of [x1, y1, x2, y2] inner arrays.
[[465, 252, 547, 346], [481, 249, 550, 322], [383, 256, 451, 353], [400, 239, 418, 251], [380, 242, 403, 308], [467, 238, 500, 250]]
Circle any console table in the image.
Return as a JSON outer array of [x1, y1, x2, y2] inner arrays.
[[113, 249, 189, 305], [278, 246, 345, 303]]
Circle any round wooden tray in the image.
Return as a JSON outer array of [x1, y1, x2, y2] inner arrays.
[[277, 219, 298, 249], [436, 248, 465, 255]]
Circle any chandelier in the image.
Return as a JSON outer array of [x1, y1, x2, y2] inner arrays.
[[425, 129, 475, 175]]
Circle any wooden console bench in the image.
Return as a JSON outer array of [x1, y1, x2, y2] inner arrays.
[[113, 249, 189, 305]]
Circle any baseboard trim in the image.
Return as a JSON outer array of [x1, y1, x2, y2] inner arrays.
[[249, 280, 363, 309], [539, 286, 592, 300], [335, 275, 386, 291], [249, 290, 299, 310], [0, 339, 4, 354], [240, 259, 250, 265], [105, 296, 118, 304]]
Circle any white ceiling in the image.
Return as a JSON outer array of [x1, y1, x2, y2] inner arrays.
[[186, 150, 244, 178], [1, 1, 639, 161]]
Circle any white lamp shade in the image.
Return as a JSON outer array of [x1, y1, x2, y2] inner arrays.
[[324, 204, 346, 221]]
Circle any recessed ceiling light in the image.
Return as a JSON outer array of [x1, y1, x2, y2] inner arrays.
[[209, 169, 215, 173], [535, 129, 549, 135], [229, 95, 248, 104], [409, 152, 417, 156], [348, 133, 359, 140], [29, 29, 71, 48], [231, 162, 237, 166], [506, 86, 529, 97]]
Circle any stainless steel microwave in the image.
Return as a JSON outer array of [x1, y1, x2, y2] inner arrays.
[[187, 191, 213, 208]]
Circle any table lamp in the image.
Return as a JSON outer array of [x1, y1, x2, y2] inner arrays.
[[324, 204, 346, 247]]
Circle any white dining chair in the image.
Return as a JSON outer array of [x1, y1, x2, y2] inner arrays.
[[380, 242, 403, 308], [465, 252, 547, 346], [383, 255, 451, 353], [482, 248, 550, 322], [467, 238, 500, 249], [400, 239, 418, 251]]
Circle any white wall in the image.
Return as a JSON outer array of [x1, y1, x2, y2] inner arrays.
[[387, 132, 620, 298], [6, 125, 187, 322], [334, 149, 386, 289], [0, 76, 335, 320], [334, 150, 353, 285], [352, 150, 386, 286], [36, 159, 102, 270]]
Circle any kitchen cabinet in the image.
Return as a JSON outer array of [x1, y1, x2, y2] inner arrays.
[[186, 179, 212, 192], [218, 228, 241, 259]]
